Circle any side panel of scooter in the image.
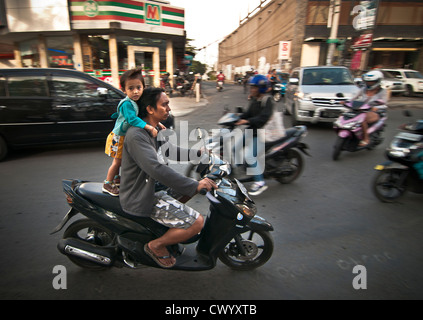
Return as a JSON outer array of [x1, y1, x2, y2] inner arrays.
[[197, 206, 236, 256]]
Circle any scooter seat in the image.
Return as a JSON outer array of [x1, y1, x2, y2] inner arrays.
[[76, 182, 125, 215], [265, 127, 297, 148], [75, 182, 169, 237]]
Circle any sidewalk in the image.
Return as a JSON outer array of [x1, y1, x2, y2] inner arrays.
[[169, 95, 208, 117], [387, 98, 423, 109], [168, 93, 421, 116]]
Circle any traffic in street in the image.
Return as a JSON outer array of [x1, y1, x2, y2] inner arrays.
[[0, 81, 422, 300]]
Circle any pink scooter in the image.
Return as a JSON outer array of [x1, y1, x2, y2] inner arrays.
[[332, 100, 387, 160]]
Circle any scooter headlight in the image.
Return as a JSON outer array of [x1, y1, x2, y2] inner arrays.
[[339, 120, 360, 130], [235, 203, 257, 218], [388, 138, 411, 158]]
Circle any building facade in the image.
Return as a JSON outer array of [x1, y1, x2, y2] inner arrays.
[[0, 0, 186, 88], [218, 0, 423, 79]]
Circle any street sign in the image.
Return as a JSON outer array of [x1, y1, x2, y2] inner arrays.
[[351, 33, 373, 49], [279, 41, 291, 60]]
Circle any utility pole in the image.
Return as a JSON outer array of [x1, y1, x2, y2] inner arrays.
[[326, 0, 341, 66]]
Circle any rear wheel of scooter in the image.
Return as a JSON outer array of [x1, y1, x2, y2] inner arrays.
[[372, 169, 407, 203], [332, 137, 344, 161], [274, 149, 304, 184], [63, 219, 115, 270], [218, 230, 273, 271]]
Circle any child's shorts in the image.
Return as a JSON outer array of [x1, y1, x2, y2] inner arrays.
[[105, 132, 124, 159]]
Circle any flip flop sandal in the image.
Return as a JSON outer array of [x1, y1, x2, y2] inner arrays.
[[359, 140, 369, 147], [144, 244, 176, 269]]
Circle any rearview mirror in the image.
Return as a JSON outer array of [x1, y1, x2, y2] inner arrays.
[[97, 87, 108, 97]]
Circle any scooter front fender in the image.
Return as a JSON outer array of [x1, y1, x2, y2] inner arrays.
[[338, 130, 351, 139], [374, 161, 408, 171], [247, 215, 274, 231]]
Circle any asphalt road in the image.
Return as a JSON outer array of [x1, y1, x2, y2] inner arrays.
[[0, 82, 422, 301]]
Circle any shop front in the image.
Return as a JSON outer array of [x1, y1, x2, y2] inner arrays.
[[1, 0, 186, 89]]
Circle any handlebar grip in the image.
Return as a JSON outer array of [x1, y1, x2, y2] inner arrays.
[[199, 188, 208, 195]]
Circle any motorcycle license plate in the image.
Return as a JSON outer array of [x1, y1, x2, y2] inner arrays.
[[374, 165, 385, 170], [234, 179, 252, 201]]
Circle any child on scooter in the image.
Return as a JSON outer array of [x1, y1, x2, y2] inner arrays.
[[103, 67, 164, 196]]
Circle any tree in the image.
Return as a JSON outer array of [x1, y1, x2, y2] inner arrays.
[[189, 60, 207, 75]]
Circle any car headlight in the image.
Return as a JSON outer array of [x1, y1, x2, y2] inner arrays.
[[296, 92, 312, 101]]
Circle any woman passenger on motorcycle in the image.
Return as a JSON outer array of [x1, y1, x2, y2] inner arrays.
[[234, 74, 274, 196], [352, 70, 388, 147]]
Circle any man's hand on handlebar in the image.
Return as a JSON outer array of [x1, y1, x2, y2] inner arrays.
[[235, 119, 249, 126], [197, 178, 218, 194]]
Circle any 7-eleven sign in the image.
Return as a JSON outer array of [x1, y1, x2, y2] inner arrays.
[[146, 3, 161, 25]]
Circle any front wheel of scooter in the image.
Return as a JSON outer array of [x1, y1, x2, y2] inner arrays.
[[333, 137, 345, 161], [273, 92, 281, 102], [372, 169, 407, 203], [218, 230, 273, 271], [274, 149, 304, 184]]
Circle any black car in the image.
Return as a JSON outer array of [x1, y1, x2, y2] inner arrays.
[[0, 68, 174, 161]]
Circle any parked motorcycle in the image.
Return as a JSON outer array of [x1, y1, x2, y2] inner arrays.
[[173, 74, 189, 96], [160, 73, 173, 97], [51, 149, 274, 271], [372, 111, 423, 202], [332, 100, 387, 160], [185, 111, 310, 185]]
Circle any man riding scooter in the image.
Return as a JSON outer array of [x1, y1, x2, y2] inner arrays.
[[120, 87, 217, 268], [216, 71, 225, 91]]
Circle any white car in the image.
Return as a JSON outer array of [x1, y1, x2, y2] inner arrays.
[[382, 68, 423, 96], [284, 66, 360, 125], [379, 70, 406, 95]]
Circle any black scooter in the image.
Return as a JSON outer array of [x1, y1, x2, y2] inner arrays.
[[372, 111, 423, 202], [185, 111, 310, 185], [51, 151, 274, 271]]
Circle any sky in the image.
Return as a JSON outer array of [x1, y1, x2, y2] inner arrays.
[[168, 0, 266, 66]]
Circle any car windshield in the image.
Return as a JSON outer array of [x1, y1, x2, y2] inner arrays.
[[405, 71, 423, 79], [302, 68, 354, 85]]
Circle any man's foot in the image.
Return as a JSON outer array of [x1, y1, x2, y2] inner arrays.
[[102, 182, 119, 196], [359, 140, 369, 147], [144, 243, 176, 269], [249, 182, 268, 196]]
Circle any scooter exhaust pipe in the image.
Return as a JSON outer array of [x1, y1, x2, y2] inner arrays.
[[58, 238, 116, 266]]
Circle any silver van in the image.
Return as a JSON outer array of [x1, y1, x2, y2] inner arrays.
[[284, 66, 360, 125]]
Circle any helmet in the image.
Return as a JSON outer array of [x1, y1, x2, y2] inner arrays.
[[362, 70, 383, 90], [249, 74, 269, 94]]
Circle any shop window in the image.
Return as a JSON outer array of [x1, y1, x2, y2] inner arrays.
[[19, 39, 40, 68], [85, 36, 111, 70], [7, 76, 48, 97], [46, 37, 75, 69]]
